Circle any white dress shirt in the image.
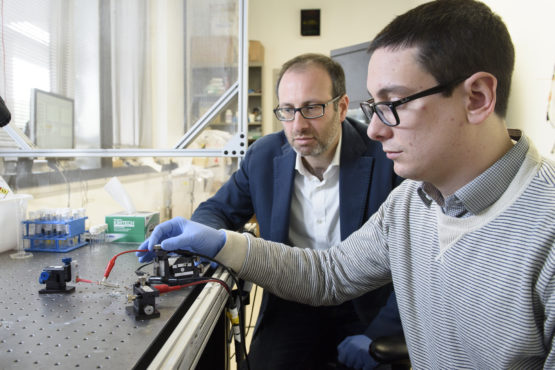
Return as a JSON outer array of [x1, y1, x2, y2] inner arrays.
[[288, 134, 342, 250]]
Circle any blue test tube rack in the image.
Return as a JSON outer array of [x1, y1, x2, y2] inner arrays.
[[23, 216, 88, 253]]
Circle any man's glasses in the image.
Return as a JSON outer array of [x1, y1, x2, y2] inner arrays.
[[274, 96, 341, 121], [360, 76, 467, 127]]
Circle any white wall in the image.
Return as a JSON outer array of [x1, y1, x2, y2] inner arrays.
[[249, 0, 555, 159], [248, 0, 419, 135], [489, 0, 555, 158]]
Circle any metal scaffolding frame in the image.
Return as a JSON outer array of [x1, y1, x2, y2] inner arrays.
[[0, 0, 249, 159]]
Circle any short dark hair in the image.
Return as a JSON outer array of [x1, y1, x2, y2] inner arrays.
[[368, 0, 514, 117], [275, 53, 346, 108]]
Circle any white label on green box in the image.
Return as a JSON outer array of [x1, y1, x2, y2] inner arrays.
[[114, 219, 135, 232]]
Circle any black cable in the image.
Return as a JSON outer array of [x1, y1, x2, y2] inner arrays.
[[181, 276, 232, 292], [135, 261, 153, 275], [244, 284, 259, 337], [134, 248, 249, 369]]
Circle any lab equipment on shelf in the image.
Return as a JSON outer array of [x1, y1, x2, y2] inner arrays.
[[22, 207, 88, 252]]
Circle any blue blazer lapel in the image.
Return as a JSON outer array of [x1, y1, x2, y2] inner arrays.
[[270, 146, 296, 242], [339, 122, 374, 240]]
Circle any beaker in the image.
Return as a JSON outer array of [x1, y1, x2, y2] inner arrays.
[[10, 196, 33, 259]]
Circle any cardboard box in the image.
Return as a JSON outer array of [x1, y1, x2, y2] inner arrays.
[[249, 40, 264, 63], [105, 211, 159, 243]]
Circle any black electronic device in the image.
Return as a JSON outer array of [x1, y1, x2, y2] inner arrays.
[[38, 257, 76, 294], [301, 9, 320, 36], [147, 245, 201, 286], [130, 276, 160, 320], [129, 248, 202, 320], [0, 95, 11, 127]]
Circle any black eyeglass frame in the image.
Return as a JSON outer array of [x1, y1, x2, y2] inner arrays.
[[273, 95, 341, 121], [360, 76, 468, 127]]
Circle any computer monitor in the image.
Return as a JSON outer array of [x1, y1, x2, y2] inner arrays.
[[30, 88, 74, 149], [330, 41, 371, 112]]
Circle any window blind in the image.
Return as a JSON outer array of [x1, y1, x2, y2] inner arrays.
[[0, 0, 72, 149]]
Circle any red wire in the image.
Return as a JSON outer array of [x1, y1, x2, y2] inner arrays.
[[103, 249, 147, 280], [153, 284, 184, 293], [76, 277, 95, 284], [103, 249, 230, 295]]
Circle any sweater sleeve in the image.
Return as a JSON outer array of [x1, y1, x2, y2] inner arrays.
[[234, 204, 393, 306]]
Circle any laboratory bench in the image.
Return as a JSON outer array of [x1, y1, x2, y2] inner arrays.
[[0, 242, 234, 369]]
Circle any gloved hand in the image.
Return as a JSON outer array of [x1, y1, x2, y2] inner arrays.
[[135, 217, 226, 263], [337, 334, 378, 370]]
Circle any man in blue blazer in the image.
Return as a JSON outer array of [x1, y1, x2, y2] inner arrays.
[[191, 53, 403, 369]]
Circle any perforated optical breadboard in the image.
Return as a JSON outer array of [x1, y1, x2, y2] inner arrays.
[[0, 244, 200, 369]]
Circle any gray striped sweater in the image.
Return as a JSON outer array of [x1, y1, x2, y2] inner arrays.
[[226, 144, 554, 369]]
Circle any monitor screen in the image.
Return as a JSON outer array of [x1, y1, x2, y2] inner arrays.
[[330, 41, 371, 111], [30, 89, 74, 149]]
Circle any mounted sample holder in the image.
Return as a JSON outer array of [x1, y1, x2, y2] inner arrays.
[[147, 245, 201, 285], [128, 245, 202, 320], [38, 257, 76, 294], [129, 276, 160, 320]]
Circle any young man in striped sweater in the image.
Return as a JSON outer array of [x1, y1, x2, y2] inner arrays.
[[139, 0, 554, 368]]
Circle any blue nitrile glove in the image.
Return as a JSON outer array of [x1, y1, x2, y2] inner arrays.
[[136, 237, 156, 263], [135, 217, 226, 263], [337, 334, 378, 370]]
